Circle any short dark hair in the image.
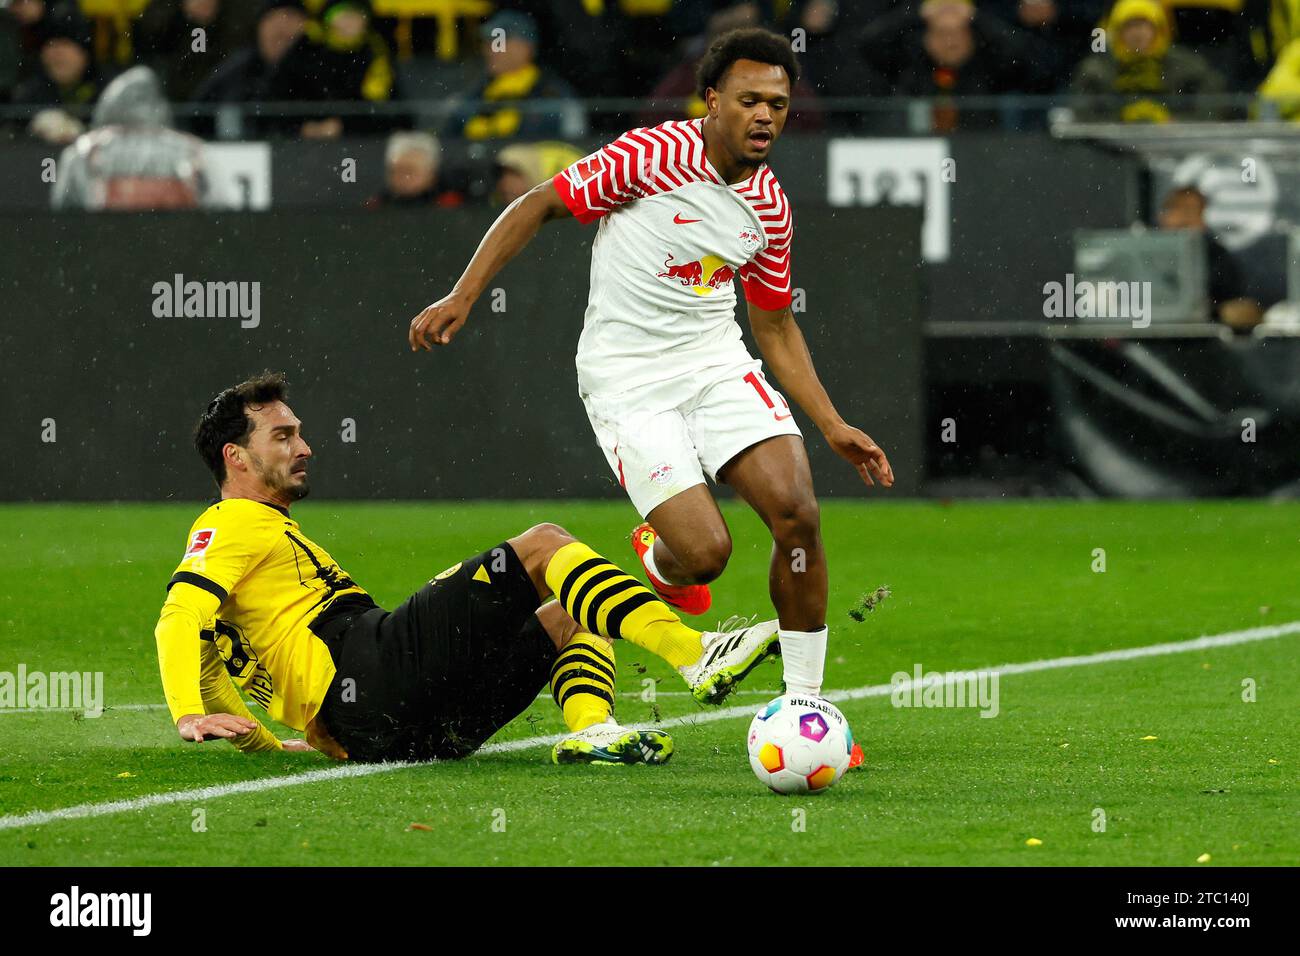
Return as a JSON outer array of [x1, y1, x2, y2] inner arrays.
[[193, 371, 288, 486], [695, 27, 800, 101]]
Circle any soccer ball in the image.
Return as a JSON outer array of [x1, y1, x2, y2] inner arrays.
[[747, 694, 852, 795]]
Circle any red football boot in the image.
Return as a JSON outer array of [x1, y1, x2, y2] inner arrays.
[[629, 522, 712, 616]]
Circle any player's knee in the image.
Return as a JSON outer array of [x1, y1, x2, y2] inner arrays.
[[682, 532, 732, 582], [770, 495, 821, 546], [522, 522, 574, 548], [508, 523, 576, 582]]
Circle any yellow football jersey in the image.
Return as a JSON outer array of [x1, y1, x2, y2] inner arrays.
[[155, 498, 373, 740]]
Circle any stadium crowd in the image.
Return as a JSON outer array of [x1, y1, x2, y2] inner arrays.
[[5, 0, 1300, 143]]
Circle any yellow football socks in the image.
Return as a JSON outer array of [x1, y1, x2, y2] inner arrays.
[[544, 541, 704, 669], [549, 636, 616, 731]]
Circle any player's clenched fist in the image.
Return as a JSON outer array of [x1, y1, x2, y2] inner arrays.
[[825, 422, 894, 488], [409, 292, 472, 350]]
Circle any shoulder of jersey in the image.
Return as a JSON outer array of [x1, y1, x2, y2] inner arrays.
[[611, 118, 733, 193], [635, 119, 787, 214]]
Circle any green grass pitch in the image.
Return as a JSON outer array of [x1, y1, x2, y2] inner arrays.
[[0, 499, 1296, 866]]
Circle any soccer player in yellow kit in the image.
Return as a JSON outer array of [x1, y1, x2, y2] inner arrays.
[[154, 372, 780, 764]]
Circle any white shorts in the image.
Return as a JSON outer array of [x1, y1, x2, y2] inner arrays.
[[581, 359, 804, 517]]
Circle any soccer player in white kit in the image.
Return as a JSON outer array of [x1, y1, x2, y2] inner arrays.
[[409, 28, 894, 703]]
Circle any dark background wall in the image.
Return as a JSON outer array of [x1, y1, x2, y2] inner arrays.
[[0, 133, 1136, 325], [0, 206, 923, 500]]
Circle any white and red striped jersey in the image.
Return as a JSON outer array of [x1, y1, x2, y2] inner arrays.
[[551, 117, 793, 397]]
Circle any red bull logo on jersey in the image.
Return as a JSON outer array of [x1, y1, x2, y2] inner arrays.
[[656, 253, 736, 296]]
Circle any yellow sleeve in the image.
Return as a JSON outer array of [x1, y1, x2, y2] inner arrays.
[[154, 582, 282, 752], [197, 640, 283, 753], [155, 581, 219, 724]]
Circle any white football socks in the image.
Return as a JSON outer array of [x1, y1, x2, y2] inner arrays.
[[642, 543, 667, 583], [779, 626, 828, 697]]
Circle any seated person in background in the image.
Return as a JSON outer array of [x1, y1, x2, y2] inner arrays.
[[1070, 0, 1227, 122], [491, 140, 584, 206], [981, 0, 1107, 92], [365, 131, 464, 209], [0, 0, 51, 99], [1163, 0, 1261, 90], [443, 10, 584, 142], [136, 0, 253, 104], [1157, 185, 1263, 332], [641, 3, 824, 131], [51, 65, 218, 210], [781, 0, 877, 100], [10, 4, 100, 114], [192, 0, 308, 137], [272, 0, 400, 138], [856, 0, 1041, 131]]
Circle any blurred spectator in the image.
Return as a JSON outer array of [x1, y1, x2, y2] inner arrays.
[[272, 0, 400, 138], [1157, 185, 1263, 330], [365, 131, 464, 208], [1070, 0, 1227, 122], [1240, 0, 1300, 87], [0, 0, 50, 97], [982, 0, 1107, 91], [857, 0, 1043, 130], [491, 139, 583, 205], [1163, 0, 1259, 91], [494, 1, 781, 101], [782, 0, 878, 99], [443, 10, 584, 141], [192, 0, 307, 135], [51, 65, 221, 210], [497, 1, 681, 100], [137, 0, 256, 103], [1259, 37, 1300, 116], [10, 4, 100, 112], [641, 10, 823, 129]]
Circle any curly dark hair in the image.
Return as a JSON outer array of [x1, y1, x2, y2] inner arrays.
[[695, 27, 800, 101], [193, 371, 288, 486]]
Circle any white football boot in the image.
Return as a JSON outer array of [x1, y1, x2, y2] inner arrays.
[[679, 615, 781, 705]]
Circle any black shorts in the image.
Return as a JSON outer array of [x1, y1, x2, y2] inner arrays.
[[312, 541, 556, 763]]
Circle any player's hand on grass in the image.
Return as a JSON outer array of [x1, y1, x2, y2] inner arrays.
[[280, 738, 315, 753], [176, 713, 258, 742], [409, 292, 472, 350], [825, 423, 894, 488]]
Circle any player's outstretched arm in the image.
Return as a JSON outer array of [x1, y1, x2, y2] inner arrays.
[[409, 180, 571, 350], [747, 303, 894, 488]]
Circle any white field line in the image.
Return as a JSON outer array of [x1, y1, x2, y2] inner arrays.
[[1, 619, 1296, 833], [0, 691, 773, 717]]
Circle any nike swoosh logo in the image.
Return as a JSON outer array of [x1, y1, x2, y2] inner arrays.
[[774, 412, 793, 421], [673, 214, 702, 224]]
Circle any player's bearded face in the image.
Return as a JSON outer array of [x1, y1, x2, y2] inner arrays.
[[243, 402, 312, 501], [249, 447, 311, 501]]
